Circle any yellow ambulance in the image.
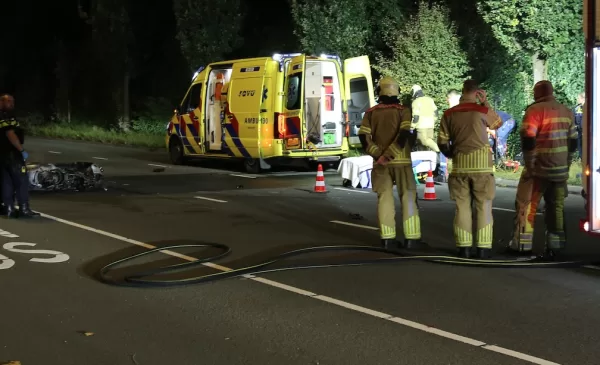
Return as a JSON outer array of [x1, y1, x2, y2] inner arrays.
[[166, 53, 375, 173]]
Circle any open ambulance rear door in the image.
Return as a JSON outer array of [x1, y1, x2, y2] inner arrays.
[[343, 56, 376, 148], [282, 55, 306, 151]]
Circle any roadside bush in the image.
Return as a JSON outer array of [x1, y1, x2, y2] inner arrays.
[[131, 118, 167, 135]]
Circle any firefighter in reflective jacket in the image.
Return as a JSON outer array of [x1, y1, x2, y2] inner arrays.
[[412, 85, 447, 181], [507, 81, 578, 258], [437, 80, 503, 258], [358, 77, 422, 250], [411, 85, 439, 151]]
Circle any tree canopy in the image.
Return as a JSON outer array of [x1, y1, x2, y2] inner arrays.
[[172, 0, 245, 69], [375, 1, 471, 108], [290, 0, 371, 59], [478, 0, 583, 83], [2, 0, 586, 143]]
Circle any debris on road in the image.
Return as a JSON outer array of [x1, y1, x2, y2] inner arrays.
[[80, 331, 94, 337], [28, 162, 104, 192], [152, 168, 165, 173], [349, 213, 364, 220], [1, 361, 21, 365]]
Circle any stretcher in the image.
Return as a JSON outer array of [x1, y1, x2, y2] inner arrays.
[[338, 151, 438, 189]]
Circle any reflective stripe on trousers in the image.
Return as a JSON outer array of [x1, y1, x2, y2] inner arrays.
[[372, 164, 422, 240], [448, 173, 496, 248], [511, 171, 567, 251]]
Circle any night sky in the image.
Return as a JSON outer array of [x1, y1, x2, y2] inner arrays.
[[0, 0, 297, 121]]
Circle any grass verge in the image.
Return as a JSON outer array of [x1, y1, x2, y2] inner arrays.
[[492, 161, 583, 186], [27, 123, 165, 149]]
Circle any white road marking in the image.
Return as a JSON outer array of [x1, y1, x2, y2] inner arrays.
[[230, 174, 257, 179], [583, 265, 600, 271], [93, 157, 108, 160], [330, 220, 379, 231], [482, 345, 560, 365], [492, 207, 542, 216], [48, 151, 62, 154], [148, 164, 167, 168], [333, 187, 370, 194], [37, 211, 563, 365], [314, 295, 391, 318], [268, 172, 336, 177], [3, 242, 70, 263], [195, 196, 228, 203]]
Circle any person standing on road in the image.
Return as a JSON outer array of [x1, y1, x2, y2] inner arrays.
[[507, 81, 577, 258], [494, 110, 516, 160], [437, 80, 503, 259], [0, 94, 39, 218], [359, 77, 422, 251], [411, 85, 447, 182]]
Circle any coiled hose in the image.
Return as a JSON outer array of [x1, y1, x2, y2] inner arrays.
[[98, 243, 600, 288]]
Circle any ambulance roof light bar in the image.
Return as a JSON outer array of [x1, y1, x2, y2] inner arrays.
[[272, 53, 301, 62], [192, 66, 205, 81]]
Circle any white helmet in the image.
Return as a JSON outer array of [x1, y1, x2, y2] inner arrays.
[[411, 85, 422, 96]]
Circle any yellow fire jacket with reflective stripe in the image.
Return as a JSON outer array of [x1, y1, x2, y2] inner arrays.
[[411, 96, 437, 129], [521, 96, 577, 182], [358, 103, 413, 166], [437, 97, 502, 175]]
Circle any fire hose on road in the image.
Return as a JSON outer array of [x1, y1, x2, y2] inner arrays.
[[97, 243, 600, 288]]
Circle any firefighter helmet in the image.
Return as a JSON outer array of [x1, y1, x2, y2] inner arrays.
[[411, 85, 422, 96], [378, 77, 400, 97]]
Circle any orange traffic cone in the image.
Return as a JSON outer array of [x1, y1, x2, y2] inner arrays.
[[314, 164, 327, 193], [421, 169, 438, 200]]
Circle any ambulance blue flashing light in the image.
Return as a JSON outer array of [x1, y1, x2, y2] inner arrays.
[[192, 66, 205, 81], [272, 53, 301, 61]]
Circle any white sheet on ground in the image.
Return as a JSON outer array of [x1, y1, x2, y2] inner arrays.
[[337, 151, 438, 189]]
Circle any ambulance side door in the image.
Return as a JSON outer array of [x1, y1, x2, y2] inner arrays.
[[282, 55, 306, 150], [343, 56, 375, 148], [177, 82, 204, 154], [222, 61, 268, 158]]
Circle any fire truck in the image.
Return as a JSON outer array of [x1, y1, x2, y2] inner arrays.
[[581, 0, 600, 234]]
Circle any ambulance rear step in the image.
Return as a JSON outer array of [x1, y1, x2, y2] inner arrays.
[[308, 156, 340, 162]]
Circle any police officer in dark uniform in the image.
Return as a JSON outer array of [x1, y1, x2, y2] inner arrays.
[[0, 94, 39, 218]]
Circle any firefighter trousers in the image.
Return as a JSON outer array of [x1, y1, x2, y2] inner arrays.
[[510, 172, 568, 252], [416, 128, 440, 153], [448, 173, 496, 248], [371, 164, 421, 240]]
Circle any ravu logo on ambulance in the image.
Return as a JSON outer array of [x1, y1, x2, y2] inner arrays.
[[238, 90, 256, 97], [0, 227, 70, 270]]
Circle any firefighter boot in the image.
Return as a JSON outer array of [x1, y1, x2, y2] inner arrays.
[[477, 247, 492, 259], [19, 203, 40, 218], [380, 239, 398, 251], [458, 247, 472, 259], [402, 239, 422, 250]]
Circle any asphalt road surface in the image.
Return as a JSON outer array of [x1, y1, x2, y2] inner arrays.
[[1, 137, 599, 365]]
